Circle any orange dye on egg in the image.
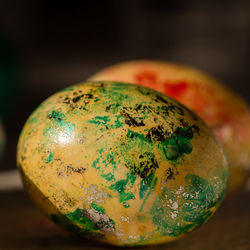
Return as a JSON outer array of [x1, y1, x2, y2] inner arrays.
[[134, 70, 157, 87], [164, 81, 188, 99], [163, 80, 207, 114], [134, 70, 234, 126]]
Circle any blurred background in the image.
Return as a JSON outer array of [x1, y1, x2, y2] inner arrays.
[[0, 0, 249, 170]]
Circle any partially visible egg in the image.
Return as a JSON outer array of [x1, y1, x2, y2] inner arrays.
[[0, 117, 5, 160], [17, 82, 229, 246], [90, 61, 250, 194]]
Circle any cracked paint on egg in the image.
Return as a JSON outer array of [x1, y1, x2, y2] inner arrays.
[[17, 82, 229, 246], [89, 61, 250, 194]]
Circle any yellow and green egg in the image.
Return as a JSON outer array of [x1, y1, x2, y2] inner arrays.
[[17, 82, 229, 246]]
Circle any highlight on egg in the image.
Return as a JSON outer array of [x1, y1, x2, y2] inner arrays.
[[17, 82, 229, 246], [89, 61, 250, 194]]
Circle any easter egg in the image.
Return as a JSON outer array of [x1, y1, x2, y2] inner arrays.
[[90, 61, 250, 194], [17, 82, 229, 246]]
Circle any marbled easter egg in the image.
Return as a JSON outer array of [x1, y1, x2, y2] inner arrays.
[[17, 82, 229, 246], [90, 61, 250, 194]]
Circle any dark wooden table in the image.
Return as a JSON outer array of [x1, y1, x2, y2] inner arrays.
[[0, 190, 249, 250]]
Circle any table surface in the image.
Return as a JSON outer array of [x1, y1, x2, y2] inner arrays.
[[0, 190, 249, 250]]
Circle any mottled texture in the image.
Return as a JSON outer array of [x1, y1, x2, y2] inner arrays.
[[17, 82, 229, 246], [89, 61, 250, 194]]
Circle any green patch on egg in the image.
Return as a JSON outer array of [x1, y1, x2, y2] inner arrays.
[[45, 152, 54, 164], [52, 205, 116, 238], [43, 110, 75, 137], [51, 210, 101, 236], [91, 202, 106, 214], [150, 174, 218, 237], [88, 116, 110, 126], [121, 130, 158, 178], [159, 126, 193, 163], [110, 172, 137, 206], [139, 171, 156, 199]]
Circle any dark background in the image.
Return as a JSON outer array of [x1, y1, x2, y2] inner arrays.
[[0, 2, 250, 249], [0, 0, 249, 170]]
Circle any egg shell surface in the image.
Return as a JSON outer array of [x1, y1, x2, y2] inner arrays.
[[17, 82, 229, 246]]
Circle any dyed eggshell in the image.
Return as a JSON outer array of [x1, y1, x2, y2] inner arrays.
[[17, 82, 229, 246], [89, 61, 250, 194]]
